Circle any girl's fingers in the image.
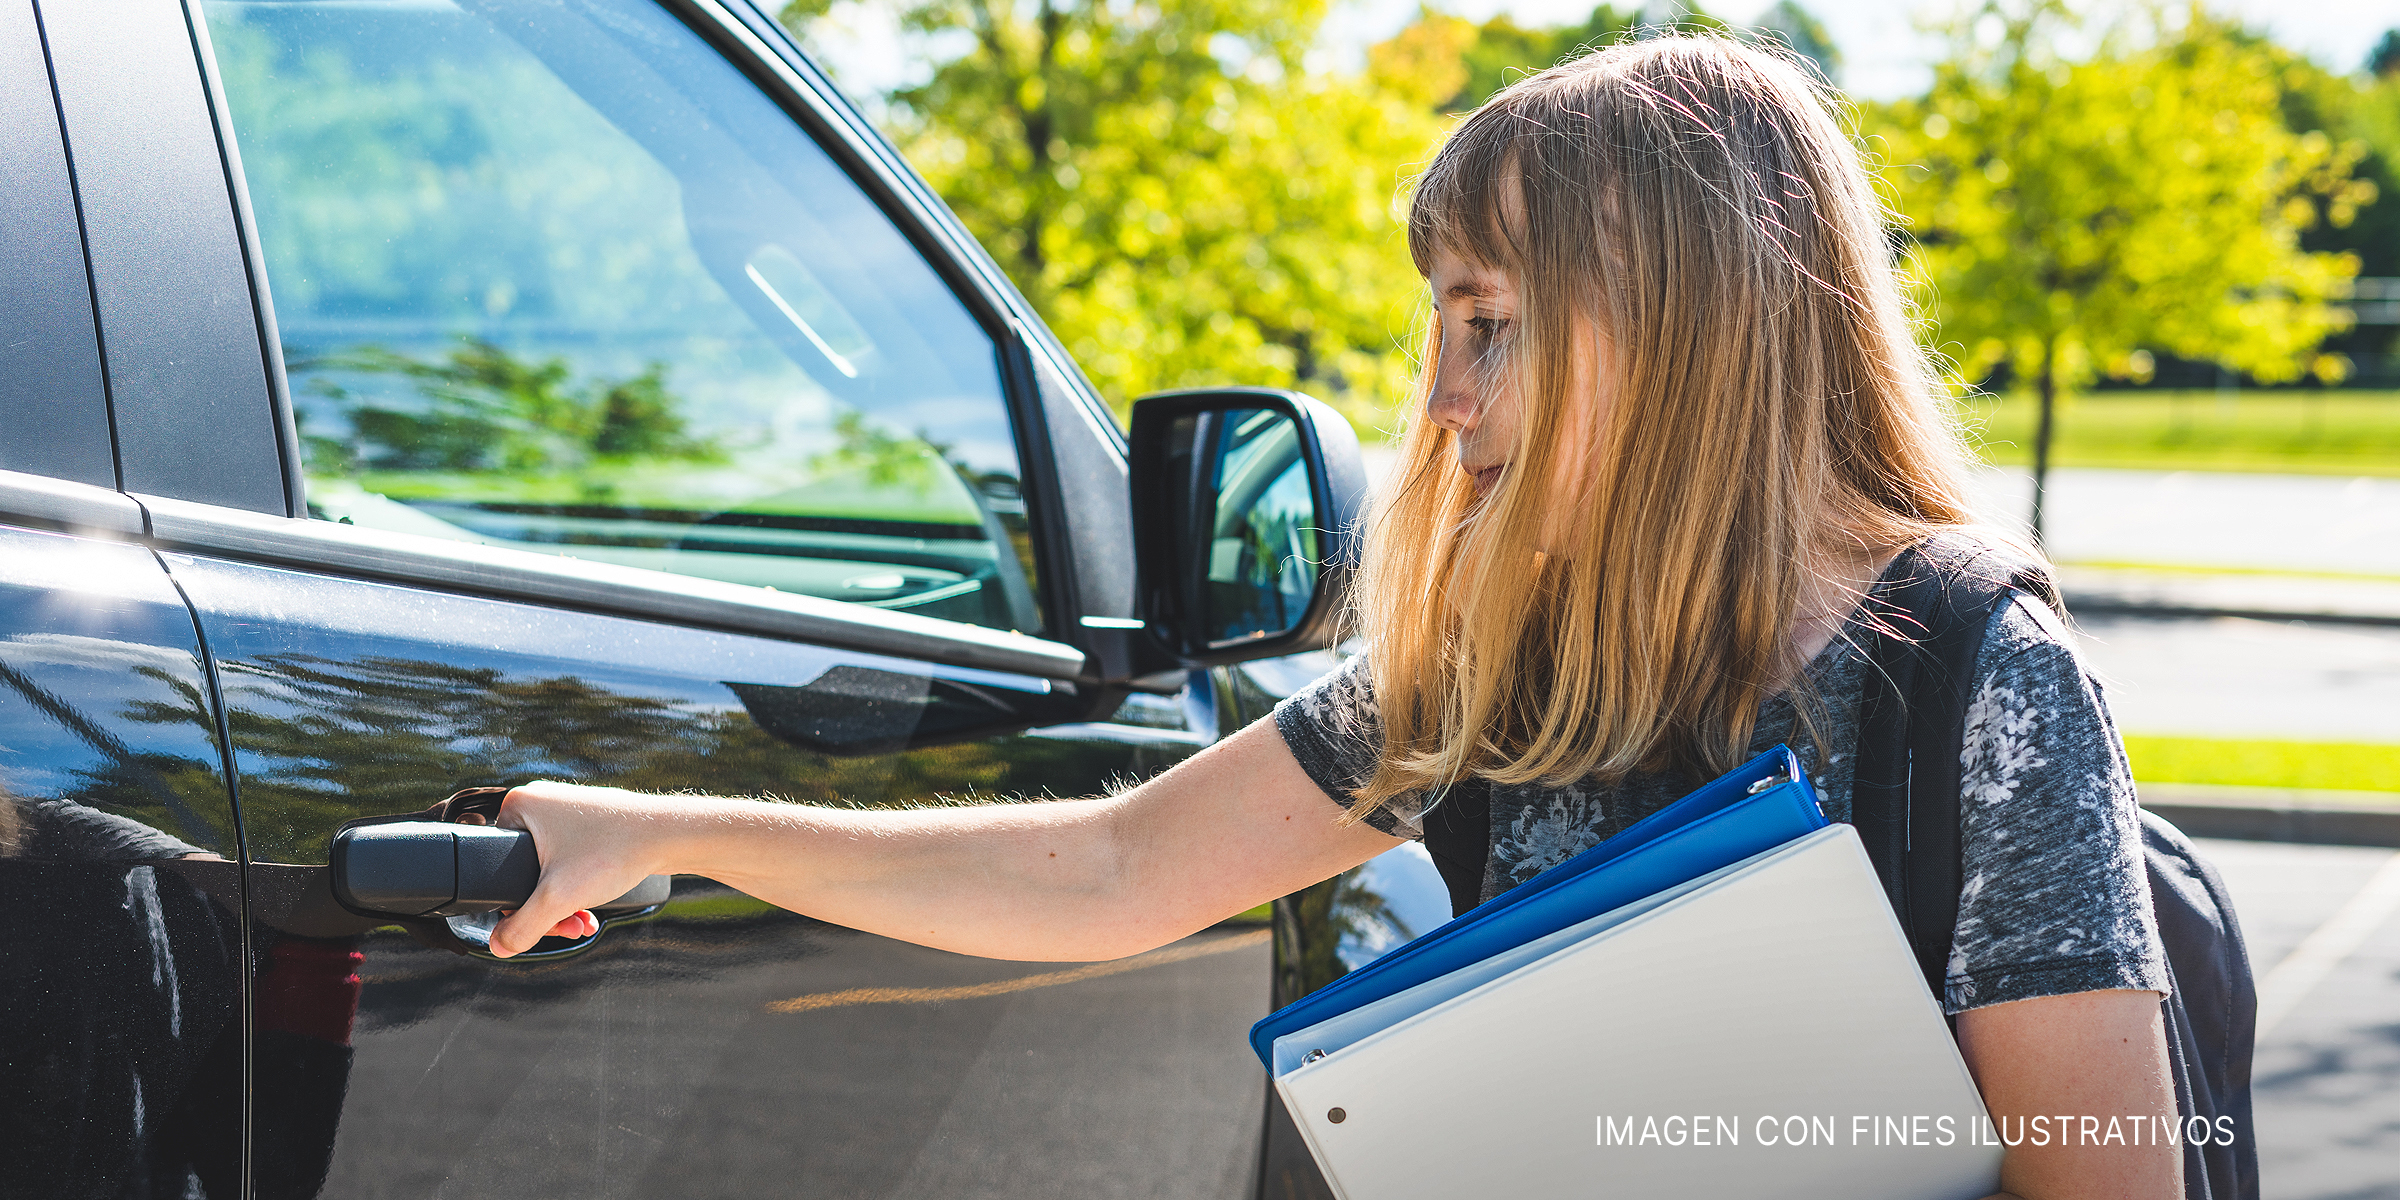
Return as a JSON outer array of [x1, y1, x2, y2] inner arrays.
[[486, 904, 598, 958], [544, 910, 597, 941], [489, 884, 581, 958]]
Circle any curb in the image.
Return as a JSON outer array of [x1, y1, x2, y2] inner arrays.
[[2067, 596, 2400, 630], [2139, 784, 2400, 849]]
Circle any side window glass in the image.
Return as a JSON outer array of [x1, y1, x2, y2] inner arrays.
[[198, 0, 1041, 634]]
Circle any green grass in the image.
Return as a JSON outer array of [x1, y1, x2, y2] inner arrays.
[[1960, 390, 2400, 477], [2064, 559, 2400, 583], [2123, 736, 2400, 795]]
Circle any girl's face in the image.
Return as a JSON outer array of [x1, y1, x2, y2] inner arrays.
[[1424, 250, 1608, 501]]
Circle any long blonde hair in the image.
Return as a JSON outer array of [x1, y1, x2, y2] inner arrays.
[[1352, 35, 1979, 814]]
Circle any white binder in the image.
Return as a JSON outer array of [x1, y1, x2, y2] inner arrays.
[[1271, 825, 2004, 1199]]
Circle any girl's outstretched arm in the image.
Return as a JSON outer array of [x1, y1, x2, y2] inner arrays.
[[485, 716, 1402, 960]]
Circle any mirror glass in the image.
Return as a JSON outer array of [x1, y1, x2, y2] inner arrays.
[[1192, 408, 1321, 645]]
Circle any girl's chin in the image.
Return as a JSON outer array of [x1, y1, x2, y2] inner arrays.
[[1470, 466, 1504, 496]]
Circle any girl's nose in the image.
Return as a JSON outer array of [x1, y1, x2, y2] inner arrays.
[[1426, 381, 1476, 434]]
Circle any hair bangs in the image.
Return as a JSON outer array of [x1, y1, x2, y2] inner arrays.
[[1407, 110, 1529, 279]]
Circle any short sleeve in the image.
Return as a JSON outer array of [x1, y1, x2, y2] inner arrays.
[[1943, 594, 2172, 1013], [1270, 655, 1427, 839]]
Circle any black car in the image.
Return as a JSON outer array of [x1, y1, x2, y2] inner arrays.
[[0, 1, 1448, 1195]]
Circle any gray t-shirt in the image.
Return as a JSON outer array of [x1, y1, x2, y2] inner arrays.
[[1273, 582, 2170, 1015]]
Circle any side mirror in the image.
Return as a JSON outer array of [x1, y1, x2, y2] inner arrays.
[[1128, 388, 1369, 667]]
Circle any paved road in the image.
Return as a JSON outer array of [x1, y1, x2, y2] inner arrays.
[[2203, 838, 2400, 1199], [2072, 613, 2400, 745], [1963, 468, 2400, 577], [1359, 450, 2400, 577]]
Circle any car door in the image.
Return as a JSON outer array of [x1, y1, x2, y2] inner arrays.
[[40, 0, 1269, 1196], [0, 500, 252, 1200], [0, 6, 246, 1191]]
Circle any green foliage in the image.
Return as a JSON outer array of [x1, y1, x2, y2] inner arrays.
[[1875, 4, 2367, 397], [297, 337, 717, 475], [1961, 389, 2400, 475], [808, 410, 954, 492], [791, 0, 1448, 424], [1748, 0, 1839, 86], [783, 0, 1859, 432], [1383, 3, 1839, 114], [2321, 72, 2400, 279], [1433, 6, 1637, 110]]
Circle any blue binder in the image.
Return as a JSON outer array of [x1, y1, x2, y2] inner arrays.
[[1248, 744, 1829, 1067]]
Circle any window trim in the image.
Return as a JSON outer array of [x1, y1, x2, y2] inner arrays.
[[0, 468, 146, 538], [0, 0, 117, 490], [0, 469, 1084, 680], [137, 493, 1088, 680]]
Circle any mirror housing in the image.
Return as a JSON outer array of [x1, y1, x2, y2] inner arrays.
[[1128, 388, 1368, 668]]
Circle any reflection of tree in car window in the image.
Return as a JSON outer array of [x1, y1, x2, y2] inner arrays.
[[202, 0, 1042, 633], [295, 338, 722, 478]]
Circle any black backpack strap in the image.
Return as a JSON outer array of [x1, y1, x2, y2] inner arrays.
[[1419, 779, 1493, 918], [1852, 536, 2058, 999]]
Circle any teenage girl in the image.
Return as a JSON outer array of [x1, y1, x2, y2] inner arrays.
[[492, 35, 2180, 1199]]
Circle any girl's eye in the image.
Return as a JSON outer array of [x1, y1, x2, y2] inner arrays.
[[1464, 316, 1510, 343]]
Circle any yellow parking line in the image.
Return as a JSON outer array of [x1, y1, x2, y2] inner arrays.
[[765, 928, 1271, 1014]]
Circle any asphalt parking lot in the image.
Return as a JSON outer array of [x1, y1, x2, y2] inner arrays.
[[2079, 612, 2399, 1198], [2204, 838, 2400, 1200], [2072, 612, 2400, 745]]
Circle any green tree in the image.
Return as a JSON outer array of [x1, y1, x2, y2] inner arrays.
[[2370, 28, 2400, 79], [2250, 32, 2395, 380], [789, 0, 1448, 426], [1438, 6, 1639, 110], [1875, 3, 2367, 540], [1383, 3, 1843, 114], [1749, 0, 1839, 86], [2336, 76, 2400, 278]]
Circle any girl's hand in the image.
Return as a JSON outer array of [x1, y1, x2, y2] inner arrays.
[[487, 780, 666, 958]]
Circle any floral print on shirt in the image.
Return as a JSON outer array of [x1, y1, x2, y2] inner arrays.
[[1273, 582, 2170, 1015]]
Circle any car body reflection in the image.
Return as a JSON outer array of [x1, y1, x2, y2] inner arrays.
[[0, 527, 246, 1197]]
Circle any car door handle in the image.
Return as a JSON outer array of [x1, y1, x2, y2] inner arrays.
[[330, 821, 670, 918]]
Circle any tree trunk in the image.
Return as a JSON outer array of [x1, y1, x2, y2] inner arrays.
[[2030, 341, 2057, 547]]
